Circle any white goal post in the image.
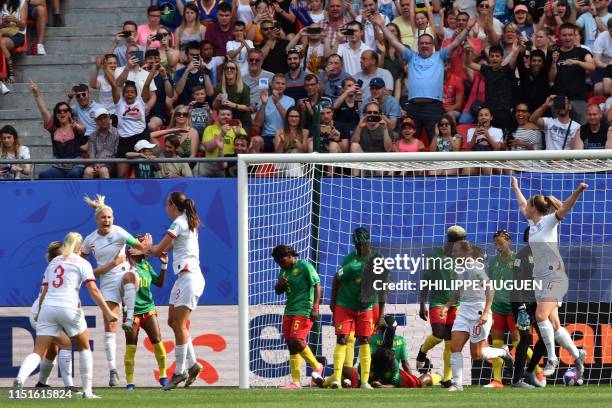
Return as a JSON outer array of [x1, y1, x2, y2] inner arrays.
[[237, 150, 612, 389]]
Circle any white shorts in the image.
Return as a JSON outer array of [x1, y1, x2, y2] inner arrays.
[[452, 302, 493, 343], [170, 271, 205, 310], [36, 305, 87, 338], [535, 275, 568, 302], [100, 269, 138, 305]]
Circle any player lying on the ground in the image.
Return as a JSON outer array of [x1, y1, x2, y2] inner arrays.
[[272, 244, 323, 389]]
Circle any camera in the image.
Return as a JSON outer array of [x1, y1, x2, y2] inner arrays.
[[553, 95, 567, 111], [368, 115, 381, 123], [356, 79, 363, 88], [340, 28, 355, 36], [119, 30, 132, 38], [151, 33, 164, 41], [306, 26, 322, 35]]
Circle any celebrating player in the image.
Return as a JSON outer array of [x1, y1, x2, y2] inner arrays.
[[123, 234, 169, 390], [144, 192, 206, 390], [442, 240, 513, 392], [511, 177, 588, 378], [82, 194, 145, 387], [14, 232, 118, 399], [272, 245, 324, 389], [417, 225, 466, 387]]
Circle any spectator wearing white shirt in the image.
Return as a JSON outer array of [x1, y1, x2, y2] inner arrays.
[[355, 0, 389, 50], [114, 45, 158, 114], [226, 21, 254, 74], [463, 105, 504, 175], [530, 95, 580, 151], [592, 18, 612, 96], [327, 20, 372, 76], [0, 125, 30, 179], [90, 54, 119, 126]]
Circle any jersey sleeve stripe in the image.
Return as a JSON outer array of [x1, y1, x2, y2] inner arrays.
[[167, 231, 177, 238], [83, 279, 96, 284], [41, 283, 49, 286]]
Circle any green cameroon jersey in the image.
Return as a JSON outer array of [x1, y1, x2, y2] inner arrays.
[[422, 247, 458, 308], [134, 259, 159, 315], [337, 251, 374, 312], [369, 333, 408, 386], [278, 259, 320, 317], [489, 253, 516, 315]]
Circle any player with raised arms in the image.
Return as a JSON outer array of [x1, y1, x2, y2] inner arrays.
[[511, 177, 588, 379], [417, 225, 466, 387], [123, 234, 170, 390], [14, 232, 118, 399], [143, 191, 206, 390], [272, 244, 324, 389], [82, 194, 145, 387], [441, 240, 513, 392]]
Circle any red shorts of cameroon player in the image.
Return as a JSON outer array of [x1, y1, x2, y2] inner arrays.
[[492, 312, 517, 332], [122, 309, 157, 332], [428, 305, 458, 326], [371, 304, 380, 329], [400, 370, 423, 388], [282, 315, 313, 341], [334, 305, 373, 337]]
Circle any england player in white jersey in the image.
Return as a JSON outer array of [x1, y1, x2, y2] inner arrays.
[[143, 191, 205, 390], [512, 177, 588, 380], [440, 241, 513, 392], [82, 194, 145, 387], [14, 232, 118, 399]]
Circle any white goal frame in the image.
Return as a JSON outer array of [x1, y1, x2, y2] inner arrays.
[[237, 150, 612, 389]]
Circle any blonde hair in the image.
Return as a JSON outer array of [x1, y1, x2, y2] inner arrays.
[[221, 60, 244, 94], [84, 194, 113, 217], [62, 232, 83, 257], [529, 195, 562, 215], [169, 105, 193, 129], [46, 241, 63, 262]]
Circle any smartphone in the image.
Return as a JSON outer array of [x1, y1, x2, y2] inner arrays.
[[356, 79, 363, 88], [274, 21, 281, 30], [151, 33, 164, 41], [524, 40, 533, 49], [129, 50, 144, 66], [368, 115, 381, 123], [228, 119, 241, 127], [258, 78, 269, 90], [298, 97, 310, 105], [119, 30, 132, 38], [306, 26, 322, 35]]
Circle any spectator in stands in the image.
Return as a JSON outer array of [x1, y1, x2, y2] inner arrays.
[[507, 102, 543, 150], [351, 100, 393, 156], [333, 77, 362, 151], [242, 48, 274, 112], [286, 24, 326, 76], [530, 94, 580, 150], [374, 13, 473, 141], [327, 20, 371, 76], [377, 23, 405, 91], [442, 11, 483, 83], [592, 18, 612, 96], [305, 0, 324, 24], [151, 105, 200, 159], [429, 114, 461, 152], [284, 49, 308, 101], [516, 49, 550, 111], [320, 53, 350, 102], [246, 0, 274, 47], [152, 0, 185, 31], [253, 73, 295, 152], [261, 19, 290, 74], [392, 0, 412, 45], [459, 52, 488, 124], [200, 39, 224, 84], [205, 2, 234, 56], [0, 0, 27, 83], [501, 22, 519, 55], [549, 23, 596, 124], [0, 124, 30, 179], [31, 81, 88, 179], [48, 0, 63, 27], [354, 50, 393, 102], [470, 0, 503, 47], [213, 60, 253, 132], [127, 139, 160, 178], [534, 28, 554, 56], [435, 8, 457, 43], [512, 5, 535, 38], [67, 84, 103, 137], [223, 134, 250, 177], [159, 134, 194, 178], [188, 85, 213, 136], [144, 50, 174, 131], [364, 77, 401, 130], [394, 117, 425, 152], [111, 21, 143, 67], [355, 0, 389, 50], [233, 0, 253, 25], [28, 0, 46, 55], [464, 105, 504, 174], [273, 106, 309, 153], [308, 98, 343, 153], [155, 25, 180, 75], [576, 0, 611, 49], [83, 107, 119, 179], [174, 2, 207, 58], [322, 0, 351, 46], [91, 54, 120, 126], [540, 0, 575, 33], [572, 104, 612, 149], [115, 46, 159, 108], [137, 5, 162, 48], [197, 0, 222, 24], [270, 0, 297, 38], [406, 0, 436, 51], [300, 74, 325, 136], [442, 62, 464, 120], [226, 21, 253, 73], [201, 105, 247, 176], [174, 41, 215, 106]]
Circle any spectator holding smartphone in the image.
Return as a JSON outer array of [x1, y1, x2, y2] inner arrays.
[[242, 48, 274, 111], [91, 54, 120, 126], [327, 21, 372, 76], [174, 41, 215, 105], [356, 0, 389, 50], [333, 77, 362, 151], [0, 125, 30, 180], [143, 49, 175, 131], [0, 0, 27, 83], [84, 108, 119, 179], [530, 94, 580, 150], [286, 24, 326, 76], [137, 5, 162, 48], [307, 99, 343, 153], [159, 134, 194, 178], [114, 46, 159, 109], [110, 20, 144, 67], [261, 19, 290, 73], [354, 50, 393, 102]]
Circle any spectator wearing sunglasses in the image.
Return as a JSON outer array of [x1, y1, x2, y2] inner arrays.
[[242, 48, 274, 112], [67, 84, 104, 137], [261, 19, 290, 74], [351, 101, 393, 157]]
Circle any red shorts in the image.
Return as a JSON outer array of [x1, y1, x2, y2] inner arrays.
[[400, 370, 422, 388], [123, 309, 157, 331], [492, 311, 517, 332], [282, 315, 313, 341], [334, 305, 373, 337], [429, 305, 458, 326], [372, 305, 381, 329]]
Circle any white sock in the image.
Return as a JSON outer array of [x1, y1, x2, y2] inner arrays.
[[17, 353, 41, 384], [175, 343, 187, 375], [482, 346, 508, 360], [555, 327, 579, 359], [58, 349, 73, 387], [104, 332, 117, 371], [185, 338, 196, 368], [38, 358, 55, 385], [537, 320, 557, 361], [123, 283, 136, 321], [79, 349, 93, 396], [451, 352, 463, 386]]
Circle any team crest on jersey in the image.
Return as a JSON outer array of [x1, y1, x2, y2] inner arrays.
[[291, 268, 299, 275], [107, 236, 113, 243], [169, 222, 176, 230]]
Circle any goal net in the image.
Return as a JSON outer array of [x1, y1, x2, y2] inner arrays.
[[237, 151, 612, 388]]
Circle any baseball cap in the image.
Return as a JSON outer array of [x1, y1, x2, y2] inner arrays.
[[73, 83, 88, 93], [134, 140, 157, 151], [93, 107, 109, 119], [401, 117, 416, 129], [369, 77, 385, 89], [514, 4, 528, 13]]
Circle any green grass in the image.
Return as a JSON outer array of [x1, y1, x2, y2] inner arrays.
[[2, 386, 612, 407]]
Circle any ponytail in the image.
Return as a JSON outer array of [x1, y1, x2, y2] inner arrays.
[[169, 192, 201, 231], [545, 195, 562, 212], [62, 232, 83, 257], [531, 195, 561, 215], [84, 194, 113, 217]]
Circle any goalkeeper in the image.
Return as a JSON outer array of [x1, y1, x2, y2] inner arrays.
[[272, 245, 324, 389]]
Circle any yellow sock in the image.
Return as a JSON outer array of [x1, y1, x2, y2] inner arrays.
[[344, 332, 355, 367], [289, 354, 302, 384], [358, 344, 371, 384], [125, 344, 137, 384], [332, 344, 347, 382], [443, 340, 452, 382], [431, 373, 442, 385], [492, 339, 504, 382], [421, 335, 442, 353], [153, 341, 167, 378], [299, 346, 320, 370]]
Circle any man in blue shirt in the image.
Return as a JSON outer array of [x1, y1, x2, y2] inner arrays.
[[253, 73, 296, 152], [371, 14, 474, 142]]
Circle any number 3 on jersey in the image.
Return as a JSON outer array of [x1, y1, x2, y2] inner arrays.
[[52, 265, 65, 288]]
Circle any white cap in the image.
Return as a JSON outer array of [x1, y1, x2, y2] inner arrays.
[[93, 107, 109, 119], [134, 140, 157, 151]]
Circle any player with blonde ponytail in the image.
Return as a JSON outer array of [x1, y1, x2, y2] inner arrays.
[[81, 194, 147, 387], [14, 232, 118, 399]]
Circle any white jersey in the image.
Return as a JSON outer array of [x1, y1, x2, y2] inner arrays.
[[167, 213, 200, 275], [42, 254, 95, 309], [82, 225, 134, 284], [457, 264, 489, 304], [528, 213, 564, 279]]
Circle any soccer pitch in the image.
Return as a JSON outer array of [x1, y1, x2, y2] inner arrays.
[[2, 387, 611, 407]]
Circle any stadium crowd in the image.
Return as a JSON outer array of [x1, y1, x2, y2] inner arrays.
[[2, 0, 612, 179]]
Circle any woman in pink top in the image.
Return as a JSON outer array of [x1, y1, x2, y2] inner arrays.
[[395, 117, 424, 152]]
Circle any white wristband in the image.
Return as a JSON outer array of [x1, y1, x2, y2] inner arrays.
[[161, 263, 168, 269]]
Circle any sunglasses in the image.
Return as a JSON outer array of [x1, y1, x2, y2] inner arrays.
[[175, 112, 189, 117], [57, 108, 70, 114], [225, 66, 237, 71], [262, 26, 274, 31], [439, 122, 450, 127], [76, 92, 87, 98], [479, 4, 490, 8], [366, 110, 380, 114], [248, 58, 262, 63], [160, 32, 171, 37]]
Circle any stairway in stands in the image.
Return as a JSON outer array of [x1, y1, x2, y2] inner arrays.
[[0, 0, 148, 161]]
